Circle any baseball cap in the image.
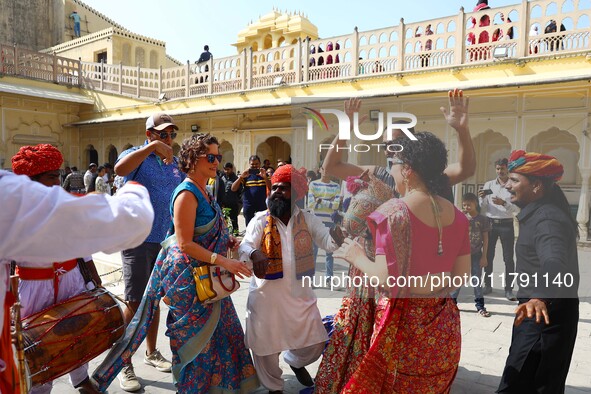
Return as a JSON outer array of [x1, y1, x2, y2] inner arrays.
[[146, 112, 179, 131]]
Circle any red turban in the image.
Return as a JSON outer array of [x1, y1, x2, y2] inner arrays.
[[12, 144, 63, 177], [271, 164, 308, 201], [507, 150, 563, 182]]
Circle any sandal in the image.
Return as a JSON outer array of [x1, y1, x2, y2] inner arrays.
[[478, 309, 491, 318]]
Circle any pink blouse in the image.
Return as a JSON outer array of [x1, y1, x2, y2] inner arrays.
[[370, 202, 470, 278]]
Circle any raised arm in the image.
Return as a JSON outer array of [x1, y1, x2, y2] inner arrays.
[[0, 172, 154, 263], [440, 88, 476, 186], [322, 98, 373, 181]]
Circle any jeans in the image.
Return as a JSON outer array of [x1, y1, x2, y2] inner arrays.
[[484, 223, 515, 291], [313, 223, 334, 277], [74, 22, 80, 37], [452, 251, 485, 310]]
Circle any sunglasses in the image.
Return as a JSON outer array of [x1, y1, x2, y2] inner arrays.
[[151, 130, 177, 140], [386, 157, 404, 171], [200, 154, 223, 163]]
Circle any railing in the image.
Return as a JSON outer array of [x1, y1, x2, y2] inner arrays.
[[0, 44, 81, 85], [1, 0, 590, 98]]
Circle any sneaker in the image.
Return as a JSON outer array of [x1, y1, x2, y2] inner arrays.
[[144, 349, 172, 372], [505, 291, 517, 301], [478, 309, 491, 318], [118, 364, 141, 392]]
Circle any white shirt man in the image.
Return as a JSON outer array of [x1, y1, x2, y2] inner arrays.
[[0, 170, 154, 389]]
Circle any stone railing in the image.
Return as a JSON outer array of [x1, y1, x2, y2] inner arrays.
[[2, 0, 590, 97], [0, 44, 81, 85]]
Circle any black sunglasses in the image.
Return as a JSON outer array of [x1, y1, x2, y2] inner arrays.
[[151, 130, 177, 140], [200, 154, 223, 163]]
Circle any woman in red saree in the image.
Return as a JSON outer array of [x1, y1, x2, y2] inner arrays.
[[332, 132, 471, 393]]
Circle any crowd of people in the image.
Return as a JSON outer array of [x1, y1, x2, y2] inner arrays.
[[0, 87, 581, 394]]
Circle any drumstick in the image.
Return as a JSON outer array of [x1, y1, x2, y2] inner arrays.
[[10, 276, 28, 394]]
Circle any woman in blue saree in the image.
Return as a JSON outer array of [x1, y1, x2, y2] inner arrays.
[[94, 133, 258, 393]]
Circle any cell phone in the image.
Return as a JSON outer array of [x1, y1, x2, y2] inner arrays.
[[249, 168, 260, 175], [482, 189, 493, 195]]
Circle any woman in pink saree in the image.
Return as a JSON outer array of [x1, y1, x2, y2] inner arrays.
[[331, 132, 471, 393]]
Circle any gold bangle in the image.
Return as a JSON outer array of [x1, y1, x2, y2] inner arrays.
[[210, 252, 218, 264]]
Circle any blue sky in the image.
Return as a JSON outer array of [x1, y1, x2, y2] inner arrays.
[[82, 0, 519, 62]]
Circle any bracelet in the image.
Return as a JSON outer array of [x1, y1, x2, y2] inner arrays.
[[210, 252, 218, 264]]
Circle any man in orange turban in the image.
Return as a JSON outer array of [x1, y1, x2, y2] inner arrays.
[[499, 150, 579, 393], [11, 144, 63, 187], [239, 164, 344, 393]]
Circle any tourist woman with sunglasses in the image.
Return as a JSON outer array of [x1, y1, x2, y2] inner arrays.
[[95, 133, 258, 393]]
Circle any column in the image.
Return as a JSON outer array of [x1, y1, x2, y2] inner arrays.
[[576, 169, 591, 240]]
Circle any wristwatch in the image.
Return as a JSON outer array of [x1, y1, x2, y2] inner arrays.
[[210, 252, 218, 264]]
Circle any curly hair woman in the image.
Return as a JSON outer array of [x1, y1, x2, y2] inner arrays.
[[94, 134, 258, 393], [332, 132, 471, 393]]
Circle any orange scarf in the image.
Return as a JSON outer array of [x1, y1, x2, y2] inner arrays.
[[260, 210, 315, 280]]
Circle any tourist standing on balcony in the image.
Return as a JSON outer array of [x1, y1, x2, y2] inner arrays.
[[112, 112, 184, 392], [478, 158, 520, 300], [70, 10, 81, 37], [498, 150, 579, 393]]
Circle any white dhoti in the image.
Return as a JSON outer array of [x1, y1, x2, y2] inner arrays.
[[239, 208, 338, 391]]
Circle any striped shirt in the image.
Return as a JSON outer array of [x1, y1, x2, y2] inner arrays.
[[307, 180, 341, 227], [242, 174, 267, 211]]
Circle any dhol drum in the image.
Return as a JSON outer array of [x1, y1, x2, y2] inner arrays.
[[21, 288, 124, 387]]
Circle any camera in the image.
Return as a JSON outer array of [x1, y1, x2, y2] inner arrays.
[[481, 189, 493, 195], [249, 168, 260, 176]]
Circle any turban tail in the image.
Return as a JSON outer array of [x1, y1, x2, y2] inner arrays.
[[12, 144, 63, 177], [271, 164, 308, 201], [508, 149, 563, 182]]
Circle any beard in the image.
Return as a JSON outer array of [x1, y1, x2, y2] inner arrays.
[[268, 197, 292, 218]]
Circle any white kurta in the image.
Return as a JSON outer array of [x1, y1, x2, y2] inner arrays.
[[239, 207, 338, 356], [0, 170, 154, 349]]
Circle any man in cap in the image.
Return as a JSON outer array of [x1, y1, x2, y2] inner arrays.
[[0, 144, 154, 393], [84, 163, 97, 194], [11, 144, 102, 393], [498, 150, 579, 393], [239, 165, 344, 393], [113, 112, 184, 391]]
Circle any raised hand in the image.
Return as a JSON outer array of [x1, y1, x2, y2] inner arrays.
[[344, 98, 368, 126], [440, 88, 469, 133]]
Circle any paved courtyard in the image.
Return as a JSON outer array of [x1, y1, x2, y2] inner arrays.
[[52, 214, 591, 393]]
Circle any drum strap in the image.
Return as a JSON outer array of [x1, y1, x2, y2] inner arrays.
[[16, 259, 78, 303]]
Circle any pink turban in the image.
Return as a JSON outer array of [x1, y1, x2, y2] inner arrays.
[[12, 144, 63, 177]]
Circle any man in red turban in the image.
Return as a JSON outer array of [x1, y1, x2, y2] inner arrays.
[[238, 164, 344, 393], [499, 150, 579, 393], [11, 144, 63, 187], [270, 164, 309, 202], [10, 144, 103, 393]]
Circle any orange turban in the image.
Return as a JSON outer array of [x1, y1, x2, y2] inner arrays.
[[12, 144, 63, 177], [271, 164, 308, 201], [507, 150, 563, 182]]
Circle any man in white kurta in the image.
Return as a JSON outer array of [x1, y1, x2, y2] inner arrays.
[[0, 169, 154, 392], [239, 164, 341, 392]]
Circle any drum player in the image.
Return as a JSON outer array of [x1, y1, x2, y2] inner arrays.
[[4, 144, 139, 394]]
